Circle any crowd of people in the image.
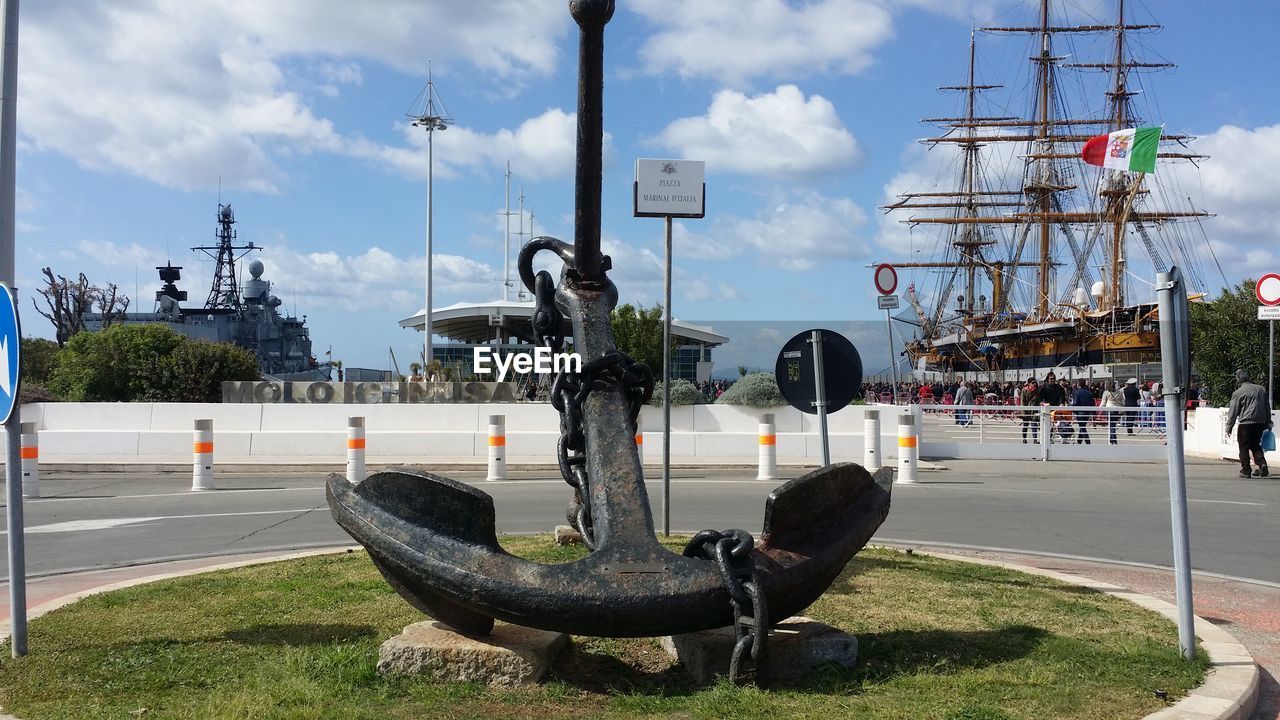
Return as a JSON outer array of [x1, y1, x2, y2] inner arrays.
[[860, 374, 1211, 446], [694, 379, 736, 402]]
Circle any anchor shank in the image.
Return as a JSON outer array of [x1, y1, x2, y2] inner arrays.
[[558, 280, 660, 554], [570, 0, 613, 283]]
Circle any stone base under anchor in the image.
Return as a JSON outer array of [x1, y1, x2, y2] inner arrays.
[[377, 620, 568, 687], [661, 616, 858, 684]]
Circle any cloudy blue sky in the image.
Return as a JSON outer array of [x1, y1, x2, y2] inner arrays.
[[12, 0, 1279, 370]]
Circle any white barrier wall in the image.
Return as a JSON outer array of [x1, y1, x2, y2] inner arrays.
[[19, 401, 1266, 465], [17, 402, 906, 465]]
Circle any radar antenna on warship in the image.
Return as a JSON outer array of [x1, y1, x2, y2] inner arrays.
[[191, 204, 258, 314]]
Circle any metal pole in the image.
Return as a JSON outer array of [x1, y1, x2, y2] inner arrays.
[[810, 330, 830, 466], [503, 162, 511, 302], [1270, 319, 1275, 409], [662, 215, 672, 537], [0, 0, 25, 657], [424, 123, 434, 366], [1157, 270, 1195, 660], [886, 308, 900, 405]]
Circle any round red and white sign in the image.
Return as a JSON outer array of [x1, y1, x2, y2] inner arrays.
[[1257, 273, 1280, 306], [874, 263, 898, 296]]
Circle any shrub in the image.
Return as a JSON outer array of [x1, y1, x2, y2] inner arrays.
[[49, 324, 259, 402], [716, 372, 786, 408], [650, 378, 704, 406]]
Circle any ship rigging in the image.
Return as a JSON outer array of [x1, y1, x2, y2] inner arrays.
[[880, 0, 1221, 381]]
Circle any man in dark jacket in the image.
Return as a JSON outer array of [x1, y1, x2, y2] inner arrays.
[[1019, 378, 1042, 444], [1071, 378, 1095, 444], [1122, 377, 1142, 435], [1225, 369, 1273, 478]]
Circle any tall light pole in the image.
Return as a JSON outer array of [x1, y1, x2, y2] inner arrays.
[[406, 68, 450, 368]]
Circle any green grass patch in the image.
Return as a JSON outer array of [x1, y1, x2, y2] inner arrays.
[[0, 539, 1206, 719]]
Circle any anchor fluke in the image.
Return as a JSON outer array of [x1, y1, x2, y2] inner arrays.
[[327, 469, 502, 635]]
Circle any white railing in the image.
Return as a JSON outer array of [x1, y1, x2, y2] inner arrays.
[[917, 404, 1168, 461]]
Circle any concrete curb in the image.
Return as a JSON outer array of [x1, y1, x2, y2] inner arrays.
[[0, 546, 1256, 720], [922, 551, 1261, 720]]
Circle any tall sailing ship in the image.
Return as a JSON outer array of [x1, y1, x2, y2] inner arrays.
[[882, 0, 1218, 382]]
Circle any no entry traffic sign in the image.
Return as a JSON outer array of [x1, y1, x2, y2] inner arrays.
[[1256, 273, 1280, 306], [873, 264, 897, 296]]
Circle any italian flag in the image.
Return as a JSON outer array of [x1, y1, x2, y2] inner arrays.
[[1081, 126, 1161, 173]]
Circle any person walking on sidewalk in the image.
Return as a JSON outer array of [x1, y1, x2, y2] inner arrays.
[[1225, 369, 1272, 478]]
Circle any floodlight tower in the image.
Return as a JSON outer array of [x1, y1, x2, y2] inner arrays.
[[406, 66, 452, 366]]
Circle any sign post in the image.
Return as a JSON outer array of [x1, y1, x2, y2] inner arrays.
[[635, 158, 705, 537], [1157, 267, 1195, 660], [0, 0, 25, 658], [874, 264, 900, 405], [775, 329, 863, 466], [1257, 272, 1280, 409]]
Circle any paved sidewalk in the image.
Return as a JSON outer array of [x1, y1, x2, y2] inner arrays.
[[900, 544, 1278, 720]]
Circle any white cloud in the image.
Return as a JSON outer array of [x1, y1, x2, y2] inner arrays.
[[887, 0, 1110, 23], [679, 191, 870, 271], [652, 86, 861, 178], [260, 246, 501, 313], [18, 1, 569, 192], [629, 0, 894, 87], [363, 109, 608, 182], [1176, 123, 1280, 282]]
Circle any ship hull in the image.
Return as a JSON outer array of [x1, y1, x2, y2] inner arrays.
[[904, 304, 1167, 383]]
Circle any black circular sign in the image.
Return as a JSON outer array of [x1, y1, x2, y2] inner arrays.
[[774, 329, 862, 415]]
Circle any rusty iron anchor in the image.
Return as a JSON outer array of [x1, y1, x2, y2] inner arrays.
[[324, 0, 893, 676]]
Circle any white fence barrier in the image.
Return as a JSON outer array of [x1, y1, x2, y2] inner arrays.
[[917, 404, 1170, 461], [16, 401, 1258, 465]]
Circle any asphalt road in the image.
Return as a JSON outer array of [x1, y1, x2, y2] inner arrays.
[[0, 457, 1275, 583]]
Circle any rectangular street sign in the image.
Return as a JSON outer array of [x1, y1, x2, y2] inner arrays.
[[1259, 306, 1280, 320], [634, 158, 705, 218], [877, 294, 900, 310]]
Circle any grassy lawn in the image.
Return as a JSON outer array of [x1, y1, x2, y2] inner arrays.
[[0, 538, 1206, 719]]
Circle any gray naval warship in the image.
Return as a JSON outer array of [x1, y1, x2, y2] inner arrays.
[[83, 204, 329, 381]]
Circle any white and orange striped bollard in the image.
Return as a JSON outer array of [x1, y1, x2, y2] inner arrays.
[[896, 412, 918, 484], [757, 413, 778, 480], [486, 414, 506, 481], [20, 421, 39, 498], [635, 430, 644, 465], [192, 419, 215, 491], [346, 416, 366, 484]]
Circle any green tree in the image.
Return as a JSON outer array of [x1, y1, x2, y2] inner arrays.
[[20, 337, 61, 388], [158, 338, 261, 402], [1190, 280, 1276, 407], [49, 324, 258, 402], [610, 303, 670, 374]]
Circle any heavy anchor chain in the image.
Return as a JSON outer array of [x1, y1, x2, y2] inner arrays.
[[684, 529, 769, 684]]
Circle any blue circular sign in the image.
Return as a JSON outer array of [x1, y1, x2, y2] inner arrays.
[[0, 282, 21, 423]]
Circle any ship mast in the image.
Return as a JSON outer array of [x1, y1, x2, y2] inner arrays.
[[885, 0, 1213, 347], [191, 204, 258, 315]]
